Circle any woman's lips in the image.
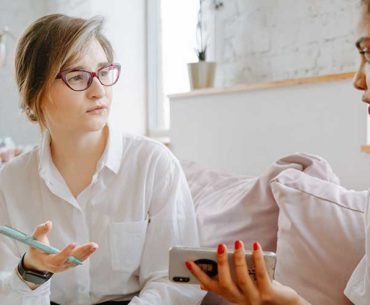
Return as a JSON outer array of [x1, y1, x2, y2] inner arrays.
[[87, 105, 107, 113]]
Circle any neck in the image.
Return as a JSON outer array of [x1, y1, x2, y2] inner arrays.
[[49, 126, 108, 165]]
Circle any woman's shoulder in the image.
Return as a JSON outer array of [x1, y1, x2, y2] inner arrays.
[[0, 145, 39, 179], [121, 133, 180, 170], [122, 133, 172, 156]]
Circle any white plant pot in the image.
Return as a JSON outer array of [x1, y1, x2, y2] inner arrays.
[[187, 61, 216, 90]]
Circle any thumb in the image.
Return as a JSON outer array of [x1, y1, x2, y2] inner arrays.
[[32, 221, 52, 244]]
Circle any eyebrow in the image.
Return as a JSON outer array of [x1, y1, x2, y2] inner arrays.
[[63, 62, 110, 71]]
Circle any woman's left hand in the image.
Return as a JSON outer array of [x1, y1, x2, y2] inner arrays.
[[186, 241, 307, 305]]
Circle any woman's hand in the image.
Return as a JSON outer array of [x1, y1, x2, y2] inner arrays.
[[23, 221, 98, 274], [186, 240, 310, 305]]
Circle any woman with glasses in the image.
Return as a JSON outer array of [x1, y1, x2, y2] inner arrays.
[[0, 14, 204, 305]]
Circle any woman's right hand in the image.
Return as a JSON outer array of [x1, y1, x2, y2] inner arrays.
[[23, 221, 98, 273], [187, 241, 311, 305]]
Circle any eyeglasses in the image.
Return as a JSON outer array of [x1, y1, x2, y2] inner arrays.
[[56, 63, 121, 91], [360, 49, 370, 62]]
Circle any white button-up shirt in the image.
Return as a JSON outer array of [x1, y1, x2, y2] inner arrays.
[[0, 127, 205, 305]]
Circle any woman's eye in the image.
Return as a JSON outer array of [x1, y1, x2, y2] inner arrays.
[[71, 75, 82, 81], [100, 70, 109, 77], [67, 73, 84, 83], [360, 50, 370, 63]]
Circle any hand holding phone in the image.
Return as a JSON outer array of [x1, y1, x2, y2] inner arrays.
[[169, 245, 276, 284], [171, 243, 304, 305]]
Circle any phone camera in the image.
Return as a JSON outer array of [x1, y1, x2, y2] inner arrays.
[[173, 276, 190, 283]]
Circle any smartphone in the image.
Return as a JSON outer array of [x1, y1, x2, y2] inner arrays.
[[169, 246, 276, 284]]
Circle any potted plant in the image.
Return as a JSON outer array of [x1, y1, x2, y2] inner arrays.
[[187, 0, 216, 90]]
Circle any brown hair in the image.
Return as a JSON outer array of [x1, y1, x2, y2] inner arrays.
[[363, 0, 370, 13], [15, 14, 114, 128]]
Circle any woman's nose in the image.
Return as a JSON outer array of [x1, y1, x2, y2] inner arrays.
[[353, 69, 367, 91], [87, 76, 105, 98]]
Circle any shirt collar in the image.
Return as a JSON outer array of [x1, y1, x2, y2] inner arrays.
[[101, 123, 123, 174], [38, 131, 56, 180], [38, 123, 123, 178]]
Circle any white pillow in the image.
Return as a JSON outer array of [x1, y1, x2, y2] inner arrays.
[[271, 169, 366, 305]]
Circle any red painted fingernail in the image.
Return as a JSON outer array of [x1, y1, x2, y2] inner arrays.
[[217, 244, 225, 254], [185, 261, 192, 271], [253, 242, 259, 251], [235, 240, 242, 250]]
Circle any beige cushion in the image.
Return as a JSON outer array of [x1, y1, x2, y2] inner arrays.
[[181, 153, 340, 252], [181, 154, 344, 305], [271, 169, 366, 305]]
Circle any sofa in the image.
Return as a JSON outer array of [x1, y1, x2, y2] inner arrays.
[[180, 153, 367, 305]]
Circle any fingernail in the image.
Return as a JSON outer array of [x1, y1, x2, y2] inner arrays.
[[217, 244, 225, 255], [185, 261, 192, 271], [234, 240, 242, 250], [253, 242, 259, 251]]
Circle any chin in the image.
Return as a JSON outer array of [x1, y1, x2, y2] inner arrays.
[[86, 117, 109, 131]]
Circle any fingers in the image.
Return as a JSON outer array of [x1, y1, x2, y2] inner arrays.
[[216, 244, 238, 293], [184, 244, 237, 293], [186, 260, 219, 292], [186, 244, 245, 303], [32, 221, 52, 244], [70, 242, 99, 262], [252, 242, 271, 290], [233, 240, 256, 297], [24, 221, 99, 273], [56, 242, 78, 264], [33, 242, 99, 273]]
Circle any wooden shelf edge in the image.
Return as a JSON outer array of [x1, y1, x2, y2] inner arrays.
[[169, 72, 355, 100]]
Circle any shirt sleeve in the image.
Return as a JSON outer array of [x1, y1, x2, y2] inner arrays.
[[129, 149, 206, 305], [0, 170, 51, 305]]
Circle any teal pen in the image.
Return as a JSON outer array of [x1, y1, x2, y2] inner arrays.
[[0, 225, 82, 265]]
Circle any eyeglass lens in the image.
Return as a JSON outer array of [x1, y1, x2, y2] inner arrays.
[[65, 65, 120, 91]]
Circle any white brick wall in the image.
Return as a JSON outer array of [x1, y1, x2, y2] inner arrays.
[[0, 0, 48, 145], [0, 0, 146, 144], [202, 0, 360, 87], [0, 0, 92, 144]]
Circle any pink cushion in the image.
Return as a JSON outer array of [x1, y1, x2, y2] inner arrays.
[[181, 153, 340, 252], [271, 169, 366, 305]]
